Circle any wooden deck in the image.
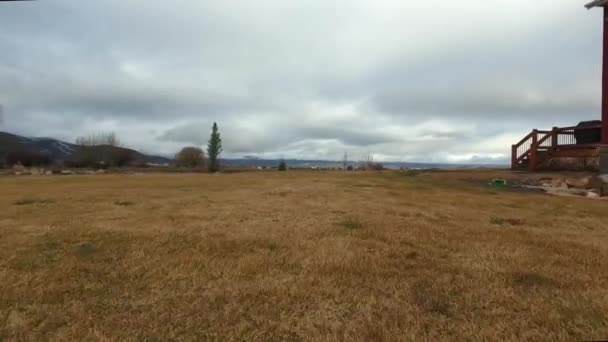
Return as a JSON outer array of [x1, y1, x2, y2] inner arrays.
[[512, 125, 602, 171]]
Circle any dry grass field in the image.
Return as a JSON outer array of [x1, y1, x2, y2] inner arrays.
[[1, 170, 607, 341]]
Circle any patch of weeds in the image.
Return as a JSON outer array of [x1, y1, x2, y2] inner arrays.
[[410, 280, 452, 317], [43, 240, 60, 254], [14, 198, 55, 206], [252, 239, 280, 253], [266, 241, 279, 252], [557, 301, 606, 331], [9, 238, 61, 271], [511, 271, 559, 289], [352, 183, 374, 188], [338, 217, 363, 230], [114, 200, 134, 206], [490, 216, 506, 225], [76, 241, 96, 258], [490, 216, 525, 226]]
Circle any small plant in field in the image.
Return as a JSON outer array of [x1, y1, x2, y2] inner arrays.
[[77, 241, 96, 258], [14, 198, 55, 206], [490, 217, 505, 225], [338, 217, 363, 230], [490, 217, 525, 226], [114, 200, 134, 206], [266, 241, 279, 252]]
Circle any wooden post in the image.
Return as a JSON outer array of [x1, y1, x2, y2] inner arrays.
[[529, 129, 538, 172], [603, 7, 608, 144], [551, 126, 559, 148], [511, 145, 517, 170]]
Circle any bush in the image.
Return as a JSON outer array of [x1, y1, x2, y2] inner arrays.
[[368, 162, 384, 171], [278, 159, 287, 171], [175, 147, 206, 168], [357, 162, 384, 171]]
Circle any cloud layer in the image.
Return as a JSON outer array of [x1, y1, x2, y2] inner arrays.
[[0, 0, 603, 162]]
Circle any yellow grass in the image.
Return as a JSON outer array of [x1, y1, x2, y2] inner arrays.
[[1, 170, 607, 341]]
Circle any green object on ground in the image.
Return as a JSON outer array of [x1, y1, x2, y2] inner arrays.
[[492, 179, 507, 188]]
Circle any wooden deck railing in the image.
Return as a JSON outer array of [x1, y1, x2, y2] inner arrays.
[[511, 124, 602, 171]]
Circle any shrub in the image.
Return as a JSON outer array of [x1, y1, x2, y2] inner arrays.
[[175, 147, 206, 168], [490, 216, 525, 226], [338, 217, 363, 230], [367, 163, 384, 171], [490, 217, 505, 225], [114, 200, 134, 206]]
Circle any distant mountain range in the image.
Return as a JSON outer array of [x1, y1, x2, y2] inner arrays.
[[0, 131, 507, 169], [0, 131, 172, 165], [221, 158, 507, 170]]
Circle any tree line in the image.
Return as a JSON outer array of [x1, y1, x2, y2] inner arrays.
[[2, 121, 379, 171], [2, 122, 224, 172], [175, 122, 223, 172]]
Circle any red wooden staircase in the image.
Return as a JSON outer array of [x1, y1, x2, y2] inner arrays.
[[511, 125, 602, 171]]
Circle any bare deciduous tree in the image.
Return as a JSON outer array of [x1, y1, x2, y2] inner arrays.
[[75, 132, 121, 147]]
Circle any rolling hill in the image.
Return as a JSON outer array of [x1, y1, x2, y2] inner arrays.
[[0, 132, 172, 166]]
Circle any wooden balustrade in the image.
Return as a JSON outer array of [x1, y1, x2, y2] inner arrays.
[[511, 124, 602, 171]]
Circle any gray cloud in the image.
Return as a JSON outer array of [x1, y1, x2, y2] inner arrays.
[[0, 0, 604, 162]]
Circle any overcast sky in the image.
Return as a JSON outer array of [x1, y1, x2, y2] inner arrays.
[[0, 0, 603, 163]]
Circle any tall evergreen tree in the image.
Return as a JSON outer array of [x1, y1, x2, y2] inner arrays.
[[207, 122, 223, 172]]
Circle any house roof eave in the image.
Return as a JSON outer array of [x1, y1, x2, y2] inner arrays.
[[586, 0, 608, 9]]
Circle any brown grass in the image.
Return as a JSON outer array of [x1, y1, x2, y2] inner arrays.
[[1, 170, 607, 341]]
